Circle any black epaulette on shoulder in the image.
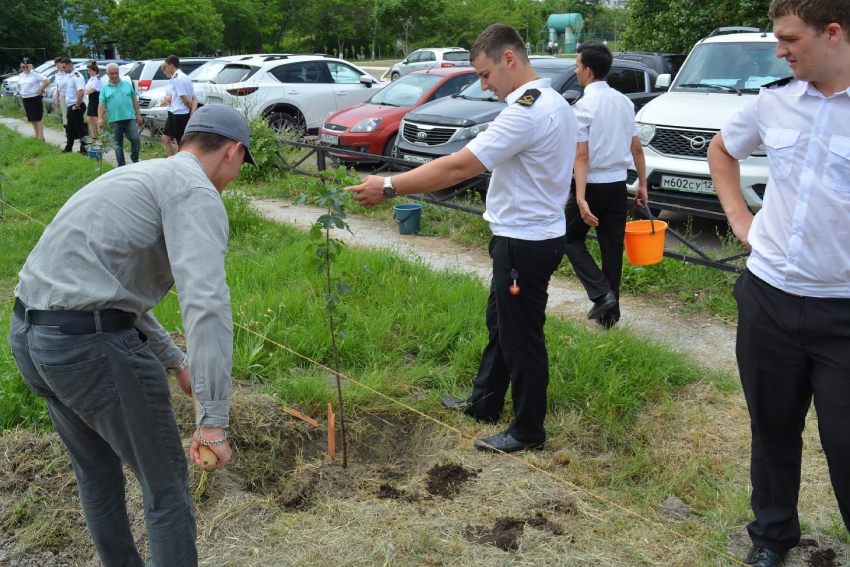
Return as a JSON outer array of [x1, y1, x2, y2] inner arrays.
[[515, 89, 541, 107], [74, 71, 83, 78], [763, 76, 793, 89]]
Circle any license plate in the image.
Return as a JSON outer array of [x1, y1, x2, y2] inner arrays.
[[661, 175, 715, 194], [320, 133, 339, 145], [403, 154, 433, 165]]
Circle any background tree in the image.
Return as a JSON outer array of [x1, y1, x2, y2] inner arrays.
[[376, 0, 447, 55], [0, 0, 64, 71], [112, 0, 224, 58], [622, 0, 770, 52], [63, 0, 117, 56], [214, 0, 260, 54]]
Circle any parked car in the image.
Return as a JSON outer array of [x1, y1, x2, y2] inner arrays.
[[204, 55, 386, 131], [629, 27, 791, 219], [125, 57, 212, 92], [614, 51, 687, 79], [138, 55, 278, 130], [388, 48, 471, 81], [317, 67, 478, 162], [394, 58, 661, 166]]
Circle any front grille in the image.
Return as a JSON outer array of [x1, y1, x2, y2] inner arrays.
[[138, 97, 152, 109], [649, 128, 717, 160], [323, 123, 346, 132], [402, 122, 458, 146]]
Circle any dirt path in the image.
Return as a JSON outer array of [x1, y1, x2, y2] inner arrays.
[[252, 199, 739, 374]]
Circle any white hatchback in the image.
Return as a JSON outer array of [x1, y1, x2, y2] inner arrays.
[[630, 28, 791, 220], [204, 55, 386, 131]]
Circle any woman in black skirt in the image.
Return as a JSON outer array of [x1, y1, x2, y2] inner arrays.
[[16, 59, 49, 140], [85, 61, 103, 141]]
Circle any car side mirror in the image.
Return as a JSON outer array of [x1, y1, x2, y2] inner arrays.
[[655, 74, 671, 90], [562, 90, 581, 103], [360, 75, 374, 87]]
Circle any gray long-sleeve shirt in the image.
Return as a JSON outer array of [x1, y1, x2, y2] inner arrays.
[[15, 152, 233, 427]]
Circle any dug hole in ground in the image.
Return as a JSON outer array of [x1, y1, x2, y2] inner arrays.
[[0, 117, 846, 567]]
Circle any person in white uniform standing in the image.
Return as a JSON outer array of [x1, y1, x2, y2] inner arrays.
[[346, 24, 577, 453], [708, 1, 850, 565]]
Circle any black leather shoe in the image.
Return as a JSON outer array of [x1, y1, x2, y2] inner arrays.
[[743, 545, 786, 567], [588, 292, 617, 320], [474, 432, 544, 453], [441, 396, 471, 410], [594, 317, 617, 330]]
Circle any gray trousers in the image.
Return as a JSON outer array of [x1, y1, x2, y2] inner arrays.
[[8, 312, 198, 567]]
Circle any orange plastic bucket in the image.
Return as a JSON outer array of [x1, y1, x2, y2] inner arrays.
[[624, 219, 668, 265]]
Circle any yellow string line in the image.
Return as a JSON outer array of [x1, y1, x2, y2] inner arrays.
[[5, 198, 745, 565], [0, 198, 48, 226]]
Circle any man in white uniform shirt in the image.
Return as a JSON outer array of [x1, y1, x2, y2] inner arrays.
[[161, 55, 195, 156], [565, 41, 648, 329], [708, 1, 850, 565], [53, 56, 71, 144], [62, 58, 89, 154], [346, 24, 577, 453]]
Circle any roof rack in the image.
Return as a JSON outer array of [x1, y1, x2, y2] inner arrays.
[[706, 26, 762, 37]]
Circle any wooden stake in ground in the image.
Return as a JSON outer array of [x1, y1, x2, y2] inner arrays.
[[327, 403, 336, 461]]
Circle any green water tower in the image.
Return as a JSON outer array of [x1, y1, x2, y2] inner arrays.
[[546, 13, 584, 54]]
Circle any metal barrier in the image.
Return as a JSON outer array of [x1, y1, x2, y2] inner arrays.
[[273, 141, 746, 272]]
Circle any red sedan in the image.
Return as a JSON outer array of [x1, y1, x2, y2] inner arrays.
[[318, 67, 478, 162]]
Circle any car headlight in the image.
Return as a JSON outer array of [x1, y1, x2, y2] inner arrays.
[[452, 121, 492, 142], [636, 123, 656, 146], [751, 143, 767, 157], [350, 117, 382, 133]]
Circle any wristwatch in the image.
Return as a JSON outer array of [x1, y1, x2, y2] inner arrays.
[[382, 176, 397, 199], [167, 354, 189, 375]]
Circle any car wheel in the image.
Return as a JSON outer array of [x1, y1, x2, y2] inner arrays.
[[391, 72, 400, 82], [267, 112, 303, 136], [382, 133, 400, 170]]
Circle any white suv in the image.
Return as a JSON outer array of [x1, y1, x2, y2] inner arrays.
[[388, 48, 471, 81], [204, 55, 385, 131], [630, 28, 791, 219], [125, 57, 212, 92]]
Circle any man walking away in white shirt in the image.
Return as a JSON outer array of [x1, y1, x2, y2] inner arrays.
[[161, 55, 195, 156], [565, 41, 648, 329], [346, 24, 577, 453], [708, 1, 850, 565]]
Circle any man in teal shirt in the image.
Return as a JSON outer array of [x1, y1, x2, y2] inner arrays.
[[98, 63, 142, 166]]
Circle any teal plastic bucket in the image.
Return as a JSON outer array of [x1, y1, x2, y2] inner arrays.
[[394, 203, 422, 235], [87, 148, 102, 161]]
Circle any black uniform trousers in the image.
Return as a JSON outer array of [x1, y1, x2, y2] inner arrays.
[[65, 103, 89, 153], [465, 234, 566, 444], [735, 269, 850, 553], [565, 180, 628, 324]]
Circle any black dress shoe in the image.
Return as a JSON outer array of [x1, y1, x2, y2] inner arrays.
[[474, 432, 544, 453], [743, 545, 786, 567], [594, 317, 617, 330], [441, 396, 471, 411], [588, 292, 617, 320]]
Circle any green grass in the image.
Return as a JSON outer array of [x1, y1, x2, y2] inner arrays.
[[0, 124, 717, 447]]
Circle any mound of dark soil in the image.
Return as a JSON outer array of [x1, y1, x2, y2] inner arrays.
[[466, 514, 567, 551], [425, 463, 478, 498], [808, 548, 838, 567]]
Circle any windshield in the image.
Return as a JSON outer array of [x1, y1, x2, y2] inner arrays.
[[673, 42, 791, 93], [457, 69, 566, 101], [370, 73, 443, 106], [190, 60, 230, 82], [443, 51, 470, 62]]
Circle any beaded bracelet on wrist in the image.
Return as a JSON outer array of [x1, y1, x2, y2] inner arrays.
[[196, 429, 227, 446]]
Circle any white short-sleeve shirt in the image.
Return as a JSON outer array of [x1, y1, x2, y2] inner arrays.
[[18, 71, 47, 98], [64, 72, 86, 103], [167, 69, 194, 115], [54, 70, 70, 95], [573, 81, 637, 183], [721, 79, 850, 298], [466, 77, 577, 241], [86, 75, 103, 93]]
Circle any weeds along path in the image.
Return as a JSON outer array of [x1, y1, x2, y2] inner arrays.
[[251, 198, 738, 374]]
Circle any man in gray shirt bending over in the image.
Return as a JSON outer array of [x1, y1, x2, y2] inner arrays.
[[8, 104, 255, 567]]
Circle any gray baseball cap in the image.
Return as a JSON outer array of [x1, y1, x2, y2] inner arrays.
[[184, 104, 256, 166]]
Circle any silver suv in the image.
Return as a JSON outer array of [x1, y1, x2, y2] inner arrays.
[[204, 55, 385, 131], [388, 48, 470, 81], [125, 57, 212, 93]]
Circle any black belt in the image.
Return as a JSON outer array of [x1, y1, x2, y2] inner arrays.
[[14, 298, 136, 335]]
